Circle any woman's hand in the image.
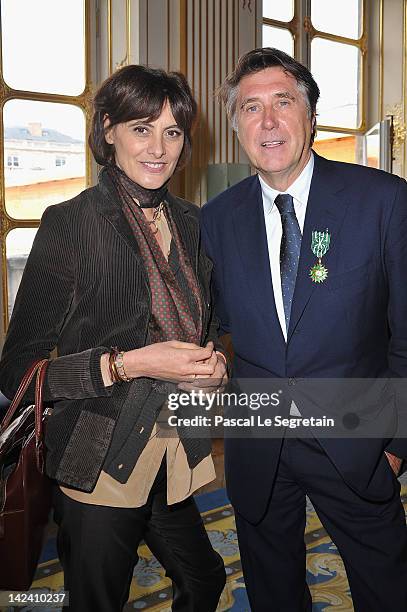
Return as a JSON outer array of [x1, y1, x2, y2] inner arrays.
[[178, 346, 228, 393], [101, 341, 218, 385]]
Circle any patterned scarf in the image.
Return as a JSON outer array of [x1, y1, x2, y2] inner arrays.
[[110, 165, 169, 208], [107, 165, 203, 345]]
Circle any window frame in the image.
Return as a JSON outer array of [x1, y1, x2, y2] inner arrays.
[[0, 0, 93, 335], [262, 0, 367, 136]]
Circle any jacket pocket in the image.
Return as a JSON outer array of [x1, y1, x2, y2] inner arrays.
[[55, 410, 115, 490]]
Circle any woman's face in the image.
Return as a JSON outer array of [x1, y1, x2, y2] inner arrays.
[[105, 101, 185, 189]]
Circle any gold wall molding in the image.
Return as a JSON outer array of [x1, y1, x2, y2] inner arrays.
[[385, 103, 406, 149], [385, 102, 406, 169], [263, 15, 299, 37], [0, 79, 10, 100], [114, 0, 132, 70], [0, 213, 12, 237]]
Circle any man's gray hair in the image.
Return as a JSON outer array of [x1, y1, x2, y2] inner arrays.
[[218, 47, 319, 143]]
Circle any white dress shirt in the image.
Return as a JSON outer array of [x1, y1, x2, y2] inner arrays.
[[259, 153, 314, 341], [259, 153, 314, 416]]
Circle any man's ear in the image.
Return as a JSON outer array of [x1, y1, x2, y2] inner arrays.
[[104, 115, 114, 145]]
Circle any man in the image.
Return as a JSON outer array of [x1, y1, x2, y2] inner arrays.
[[201, 48, 407, 611]]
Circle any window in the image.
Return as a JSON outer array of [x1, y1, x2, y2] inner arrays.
[[0, 0, 92, 333], [7, 156, 20, 168], [262, 1, 366, 164], [262, 26, 294, 57], [262, 1, 294, 58]]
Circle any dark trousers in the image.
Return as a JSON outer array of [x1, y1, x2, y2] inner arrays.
[[52, 462, 225, 612], [235, 437, 407, 612]]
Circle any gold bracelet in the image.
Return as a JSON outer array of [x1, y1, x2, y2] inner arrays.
[[108, 347, 122, 383], [114, 350, 133, 382]]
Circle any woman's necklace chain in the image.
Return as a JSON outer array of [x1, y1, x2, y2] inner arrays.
[[145, 202, 164, 235]]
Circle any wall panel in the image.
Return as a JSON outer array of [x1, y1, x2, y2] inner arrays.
[[181, 0, 258, 203], [97, 0, 259, 203]]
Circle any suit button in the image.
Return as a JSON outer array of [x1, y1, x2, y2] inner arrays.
[[288, 378, 296, 386], [342, 413, 359, 430]]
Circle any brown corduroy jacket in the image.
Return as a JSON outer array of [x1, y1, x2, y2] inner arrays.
[[0, 169, 221, 491]]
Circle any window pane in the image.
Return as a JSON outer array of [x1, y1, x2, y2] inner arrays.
[[4, 100, 86, 220], [311, 39, 361, 128], [262, 26, 294, 57], [6, 228, 37, 317], [311, 0, 361, 39], [313, 131, 363, 164], [2, 0, 85, 95], [263, 0, 294, 22]]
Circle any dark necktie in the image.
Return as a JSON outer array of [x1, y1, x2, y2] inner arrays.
[[274, 193, 302, 332]]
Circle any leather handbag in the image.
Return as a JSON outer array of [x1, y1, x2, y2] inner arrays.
[[0, 359, 51, 590]]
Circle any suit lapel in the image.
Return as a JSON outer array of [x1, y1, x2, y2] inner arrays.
[[232, 176, 286, 347], [96, 169, 146, 266], [287, 154, 348, 342]]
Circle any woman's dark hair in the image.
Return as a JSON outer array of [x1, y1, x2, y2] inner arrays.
[[89, 64, 197, 168], [219, 47, 320, 144]]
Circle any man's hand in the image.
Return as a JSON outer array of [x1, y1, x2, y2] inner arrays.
[[385, 451, 403, 476]]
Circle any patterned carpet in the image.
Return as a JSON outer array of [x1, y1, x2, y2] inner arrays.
[[3, 478, 407, 611]]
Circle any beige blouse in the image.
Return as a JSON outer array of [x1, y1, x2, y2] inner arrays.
[[60, 211, 215, 507]]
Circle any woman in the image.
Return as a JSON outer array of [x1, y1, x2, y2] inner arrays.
[[0, 65, 227, 611]]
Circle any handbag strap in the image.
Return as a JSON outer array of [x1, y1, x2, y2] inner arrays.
[[34, 360, 48, 443], [0, 359, 48, 435]]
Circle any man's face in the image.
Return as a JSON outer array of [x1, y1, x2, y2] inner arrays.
[[236, 66, 314, 191]]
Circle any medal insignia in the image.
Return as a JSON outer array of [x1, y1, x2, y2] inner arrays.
[[310, 229, 331, 283]]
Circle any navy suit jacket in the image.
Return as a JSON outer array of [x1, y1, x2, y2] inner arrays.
[[201, 153, 407, 523]]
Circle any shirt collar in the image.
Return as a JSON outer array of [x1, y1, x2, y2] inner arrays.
[[259, 152, 314, 215]]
